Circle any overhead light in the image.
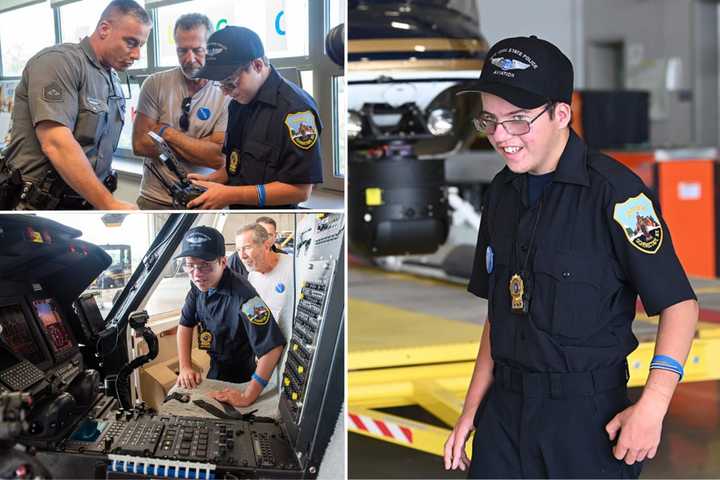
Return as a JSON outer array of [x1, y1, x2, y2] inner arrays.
[[427, 109, 454, 136], [391, 21, 411, 30]]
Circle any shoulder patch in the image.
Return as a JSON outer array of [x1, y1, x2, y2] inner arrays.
[[42, 81, 64, 103], [284, 111, 318, 150], [613, 193, 663, 254], [241, 295, 271, 326]]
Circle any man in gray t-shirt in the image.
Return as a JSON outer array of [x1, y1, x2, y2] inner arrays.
[[132, 13, 229, 209]]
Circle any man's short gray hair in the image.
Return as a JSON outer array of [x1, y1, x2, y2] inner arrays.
[[236, 224, 269, 245], [99, 0, 151, 26], [174, 13, 213, 38]]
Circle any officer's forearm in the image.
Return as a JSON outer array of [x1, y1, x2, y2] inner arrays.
[[461, 319, 494, 418], [163, 128, 225, 170], [36, 123, 116, 209], [245, 345, 284, 400], [177, 325, 195, 371], [640, 299, 698, 410]]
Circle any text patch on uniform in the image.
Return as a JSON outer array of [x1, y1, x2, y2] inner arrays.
[[613, 192, 663, 254], [242, 296, 271, 326], [284, 111, 318, 150]]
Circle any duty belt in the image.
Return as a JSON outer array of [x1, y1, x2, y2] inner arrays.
[[492, 362, 629, 398], [19, 169, 117, 210]]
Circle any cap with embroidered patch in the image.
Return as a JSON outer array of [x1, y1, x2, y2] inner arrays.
[[472, 35, 574, 109], [176, 226, 226, 261], [195, 26, 265, 81]]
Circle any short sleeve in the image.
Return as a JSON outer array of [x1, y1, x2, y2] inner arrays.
[[468, 197, 491, 299], [607, 183, 696, 315], [179, 287, 199, 327], [213, 98, 229, 133], [136, 74, 161, 120], [277, 109, 323, 184], [26, 51, 80, 129], [239, 292, 286, 358]]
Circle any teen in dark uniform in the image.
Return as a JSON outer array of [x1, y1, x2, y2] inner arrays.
[[186, 26, 323, 209], [1, 0, 150, 210], [175, 226, 285, 408], [443, 36, 698, 478]]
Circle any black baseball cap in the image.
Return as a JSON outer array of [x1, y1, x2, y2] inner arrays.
[[472, 35, 573, 109], [195, 26, 265, 81], [176, 226, 226, 261]]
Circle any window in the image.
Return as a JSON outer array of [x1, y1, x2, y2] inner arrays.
[[116, 81, 141, 153], [155, 0, 309, 68], [59, 0, 148, 70], [0, 2, 55, 77], [333, 76, 345, 177], [36, 213, 156, 318]]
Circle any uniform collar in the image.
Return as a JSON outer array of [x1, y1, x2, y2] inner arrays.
[[501, 128, 590, 187], [206, 268, 234, 297], [253, 66, 282, 107], [80, 37, 104, 71]]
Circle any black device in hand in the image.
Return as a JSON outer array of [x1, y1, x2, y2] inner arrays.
[[146, 131, 206, 208]]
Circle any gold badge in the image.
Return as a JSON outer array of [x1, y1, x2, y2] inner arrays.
[[198, 329, 213, 350], [284, 111, 318, 150], [509, 274, 525, 312], [229, 150, 239, 175], [242, 295, 271, 326]]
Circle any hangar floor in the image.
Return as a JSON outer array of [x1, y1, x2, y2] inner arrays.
[[348, 265, 720, 478]]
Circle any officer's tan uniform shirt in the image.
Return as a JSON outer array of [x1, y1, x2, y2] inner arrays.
[[3, 37, 124, 183]]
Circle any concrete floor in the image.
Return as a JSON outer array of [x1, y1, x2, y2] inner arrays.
[[348, 266, 720, 478]]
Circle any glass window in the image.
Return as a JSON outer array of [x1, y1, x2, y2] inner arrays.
[[36, 213, 156, 318], [0, 3, 55, 77], [155, 0, 309, 67], [329, 0, 345, 30], [333, 76, 345, 177], [300, 70, 314, 99], [116, 81, 141, 152], [59, 0, 148, 70]]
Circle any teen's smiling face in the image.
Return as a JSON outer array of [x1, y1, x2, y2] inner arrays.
[[479, 93, 568, 175]]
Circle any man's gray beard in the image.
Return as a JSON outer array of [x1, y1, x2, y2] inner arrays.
[[181, 65, 202, 80]]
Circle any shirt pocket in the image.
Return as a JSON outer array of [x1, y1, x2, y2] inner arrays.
[[74, 99, 109, 147], [534, 250, 609, 340], [241, 139, 280, 183]]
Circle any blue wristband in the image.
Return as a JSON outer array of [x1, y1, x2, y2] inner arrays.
[[158, 125, 169, 137], [252, 372, 268, 388], [256, 184, 266, 208], [650, 354, 684, 381]]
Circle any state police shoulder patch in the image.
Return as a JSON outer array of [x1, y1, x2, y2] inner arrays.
[[612, 193, 663, 254], [284, 111, 318, 150], [241, 295, 271, 326]]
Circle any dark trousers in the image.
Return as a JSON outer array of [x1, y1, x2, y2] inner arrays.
[[468, 363, 643, 479]]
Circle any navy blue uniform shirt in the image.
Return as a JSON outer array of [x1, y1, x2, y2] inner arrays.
[[222, 66, 324, 209], [180, 267, 286, 381], [468, 129, 696, 373]]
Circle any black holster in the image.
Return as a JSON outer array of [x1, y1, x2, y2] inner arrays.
[[0, 154, 23, 211]]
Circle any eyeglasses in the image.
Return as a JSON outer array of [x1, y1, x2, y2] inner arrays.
[[182, 260, 216, 273], [473, 103, 553, 136], [213, 63, 252, 90], [179, 96, 192, 131]]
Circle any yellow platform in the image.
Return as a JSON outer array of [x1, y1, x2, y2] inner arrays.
[[348, 267, 720, 457]]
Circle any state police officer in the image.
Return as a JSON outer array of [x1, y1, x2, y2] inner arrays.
[[1, 0, 151, 210], [185, 26, 324, 209], [443, 36, 698, 478], [175, 226, 285, 408]]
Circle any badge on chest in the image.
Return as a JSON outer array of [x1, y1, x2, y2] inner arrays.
[[198, 326, 213, 350]]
